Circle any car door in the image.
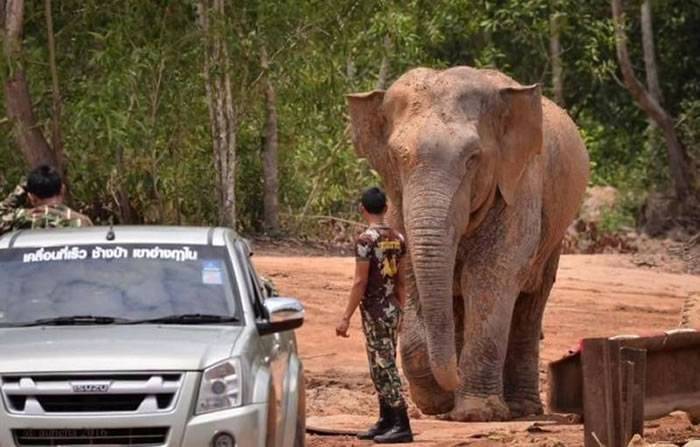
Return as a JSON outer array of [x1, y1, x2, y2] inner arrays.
[[244, 260, 290, 446]]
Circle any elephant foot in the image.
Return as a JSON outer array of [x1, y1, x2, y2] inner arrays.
[[684, 406, 700, 425], [408, 383, 454, 415], [506, 397, 543, 419], [443, 395, 511, 422]]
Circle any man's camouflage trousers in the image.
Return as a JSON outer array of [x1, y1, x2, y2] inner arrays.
[[360, 303, 406, 409]]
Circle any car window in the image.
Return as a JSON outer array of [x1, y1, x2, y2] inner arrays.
[[0, 244, 240, 325], [243, 257, 268, 320]]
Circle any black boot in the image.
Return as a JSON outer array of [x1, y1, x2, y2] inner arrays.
[[357, 400, 393, 440], [374, 405, 413, 444]]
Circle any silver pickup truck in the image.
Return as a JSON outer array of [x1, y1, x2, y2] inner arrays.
[[0, 226, 305, 447]]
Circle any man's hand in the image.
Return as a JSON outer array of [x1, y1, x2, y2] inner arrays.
[[335, 317, 350, 338], [337, 259, 369, 338], [0, 178, 28, 214], [13, 179, 28, 202]]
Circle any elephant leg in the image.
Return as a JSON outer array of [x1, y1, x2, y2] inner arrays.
[[503, 247, 561, 418], [448, 268, 518, 422], [399, 261, 455, 415]]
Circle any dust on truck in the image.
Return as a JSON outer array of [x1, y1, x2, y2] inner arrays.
[[0, 226, 305, 447]]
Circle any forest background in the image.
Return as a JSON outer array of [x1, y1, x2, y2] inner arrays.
[[1, 0, 698, 239]]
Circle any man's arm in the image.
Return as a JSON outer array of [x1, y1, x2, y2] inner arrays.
[[336, 260, 370, 337], [396, 232, 408, 308], [0, 180, 28, 235], [396, 265, 407, 309], [0, 180, 28, 215]]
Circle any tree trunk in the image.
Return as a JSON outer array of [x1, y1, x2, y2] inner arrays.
[[198, 0, 237, 228], [3, 0, 58, 169], [346, 56, 356, 83], [4, 73, 57, 168], [611, 0, 695, 202], [44, 0, 65, 174], [640, 0, 663, 105], [376, 35, 392, 90], [115, 145, 134, 224], [261, 45, 280, 233], [549, 11, 564, 106]]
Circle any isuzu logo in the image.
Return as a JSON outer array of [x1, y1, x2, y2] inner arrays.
[[71, 382, 111, 393]]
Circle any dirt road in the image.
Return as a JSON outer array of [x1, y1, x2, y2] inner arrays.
[[253, 254, 700, 446]]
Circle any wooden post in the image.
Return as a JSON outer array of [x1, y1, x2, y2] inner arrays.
[[582, 338, 646, 447], [620, 347, 646, 443]]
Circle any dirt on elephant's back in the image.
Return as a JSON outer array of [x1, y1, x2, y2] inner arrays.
[[253, 254, 700, 446]]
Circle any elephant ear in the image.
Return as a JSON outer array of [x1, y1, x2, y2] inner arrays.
[[346, 90, 386, 158], [346, 90, 398, 195], [496, 84, 543, 206]]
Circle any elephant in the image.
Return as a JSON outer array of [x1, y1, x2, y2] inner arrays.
[[346, 66, 589, 422]]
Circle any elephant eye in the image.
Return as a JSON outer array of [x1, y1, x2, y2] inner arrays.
[[464, 151, 480, 171]]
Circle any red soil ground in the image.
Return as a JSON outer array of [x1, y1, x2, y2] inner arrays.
[[253, 254, 700, 446]]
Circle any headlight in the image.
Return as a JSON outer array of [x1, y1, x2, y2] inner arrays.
[[196, 359, 242, 414]]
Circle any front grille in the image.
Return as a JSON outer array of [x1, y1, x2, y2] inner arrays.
[[35, 393, 175, 412], [13, 427, 168, 446], [0, 373, 182, 415]]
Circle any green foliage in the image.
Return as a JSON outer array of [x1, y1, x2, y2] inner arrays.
[[1, 0, 698, 235], [679, 99, 700, 160], [599, 192, 642, 234]]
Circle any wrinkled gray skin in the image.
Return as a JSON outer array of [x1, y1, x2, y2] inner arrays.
[[347, 67, 589, 421]]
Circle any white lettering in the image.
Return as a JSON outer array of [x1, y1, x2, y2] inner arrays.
[[91, 246, 129, 260], [129, 246, 198, 262], [22, 246, 89, 263], [22, 245, 199, 263]]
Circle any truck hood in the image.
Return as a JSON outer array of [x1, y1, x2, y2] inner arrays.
[[0, 325, 245, 373]]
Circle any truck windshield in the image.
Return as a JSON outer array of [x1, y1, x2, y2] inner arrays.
[[0, 244, 239, 326]]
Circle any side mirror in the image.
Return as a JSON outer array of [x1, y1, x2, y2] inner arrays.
[[257, 297, 305, 336]]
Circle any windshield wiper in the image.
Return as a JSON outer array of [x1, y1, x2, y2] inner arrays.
[[126, 314, 239, 325], [14, 315, 130, 327]]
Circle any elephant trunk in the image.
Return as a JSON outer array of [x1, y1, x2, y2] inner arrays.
[[404, 177, 463, 392]]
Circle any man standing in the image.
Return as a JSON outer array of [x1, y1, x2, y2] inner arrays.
[[0, 165, 92, 235], [336, 186, 413, 444]]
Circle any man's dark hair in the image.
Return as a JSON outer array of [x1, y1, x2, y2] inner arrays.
[[361, 187, 387, 215], [26, 165, 63, 199]]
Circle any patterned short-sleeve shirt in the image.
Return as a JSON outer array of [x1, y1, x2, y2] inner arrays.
[[1, 204, 92, 235], [356, 225, 406, 320]]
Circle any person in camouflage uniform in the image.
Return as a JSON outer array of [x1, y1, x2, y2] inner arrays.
[[259, 275, 279, 298], [0, 165, 92, 236], [336, 187, 413, 444]]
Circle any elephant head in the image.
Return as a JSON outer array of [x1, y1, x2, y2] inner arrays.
[[347, 67, 543, 392]]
